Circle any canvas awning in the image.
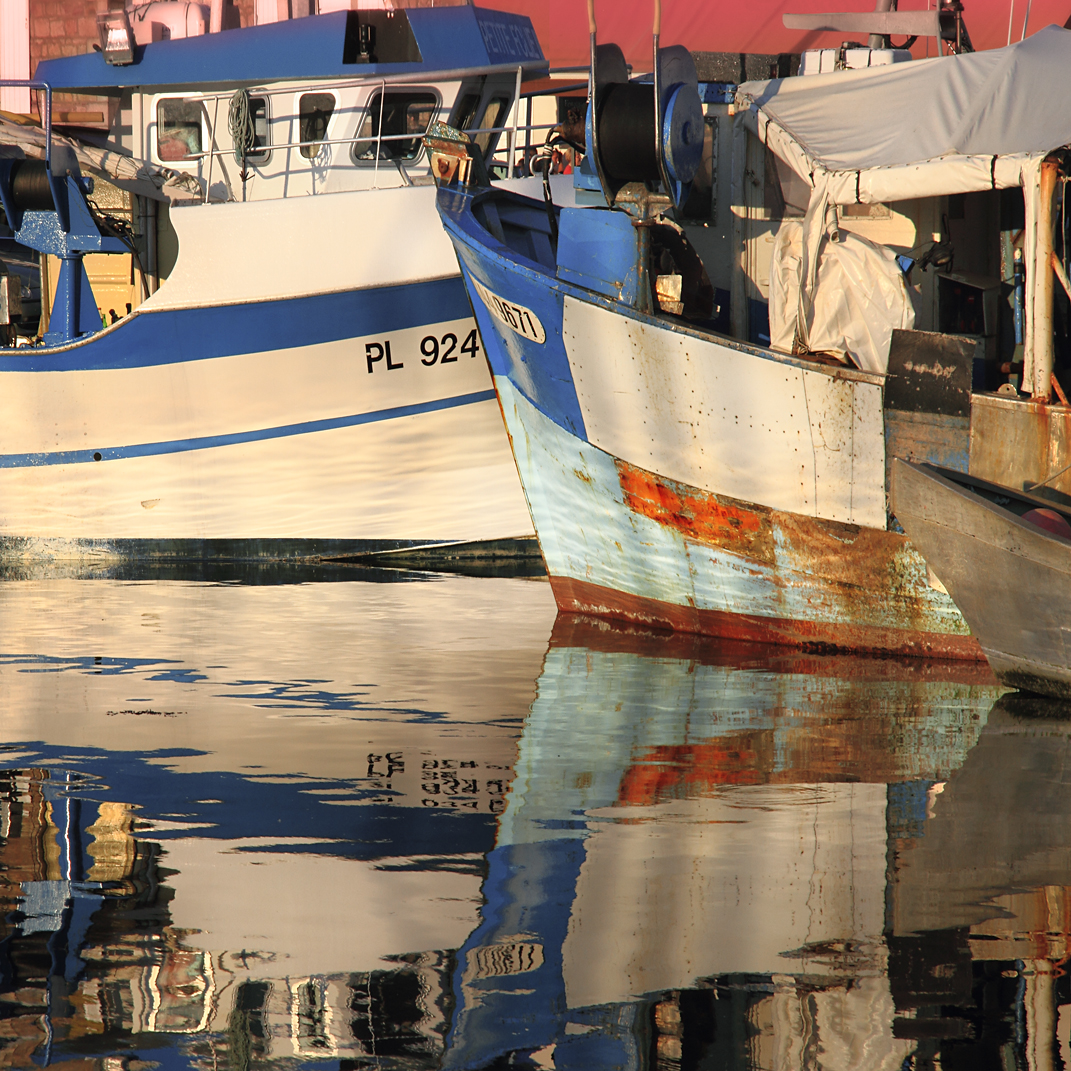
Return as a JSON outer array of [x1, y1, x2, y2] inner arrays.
[[733, 28, 1071, 381], [735, 25, 1071, 203]]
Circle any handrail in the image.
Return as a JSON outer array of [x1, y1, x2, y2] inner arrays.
[[150, 62, 549, 109], [139, 61, 588, 196], [177, 120, 557, 161], [0, 80, 53, 170]]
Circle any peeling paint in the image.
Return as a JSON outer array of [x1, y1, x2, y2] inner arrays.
[[617, 460, 775, 564]]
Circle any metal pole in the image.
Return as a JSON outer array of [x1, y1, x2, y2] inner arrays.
[[146, 197, 158, 295], [373, 80, 385, 188], [509, 65, 522, 176], [1032, 158, 1058, 401]]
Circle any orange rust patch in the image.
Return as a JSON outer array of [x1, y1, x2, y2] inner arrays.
[[616, 460, 774, 564], [618, 744, 762, 806]]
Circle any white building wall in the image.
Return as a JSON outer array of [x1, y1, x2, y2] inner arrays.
[[0, 0, 31, 113]]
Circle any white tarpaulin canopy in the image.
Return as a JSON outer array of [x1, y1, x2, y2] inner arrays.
[[734, 28, 1071, 377], [736, 26, 1071, 202]]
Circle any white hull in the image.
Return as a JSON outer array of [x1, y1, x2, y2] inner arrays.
[[0, 189, 534, 554]]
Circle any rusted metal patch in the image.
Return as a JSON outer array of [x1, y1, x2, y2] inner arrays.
[[618, 745, 762, 806], [616, 460, 775, 564], [614, 452, 971, 644], [550, 575, 983, 660], [970, 392, 1071, 506], [549, 613, 997, 683]]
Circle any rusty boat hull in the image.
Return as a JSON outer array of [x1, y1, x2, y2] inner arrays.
[[436, 189, 979, 659], [892, 458, 1071, 695]]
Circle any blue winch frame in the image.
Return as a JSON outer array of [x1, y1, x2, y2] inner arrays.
[[0, 79, 128, 346]]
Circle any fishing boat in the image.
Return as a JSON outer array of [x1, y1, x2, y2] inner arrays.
[[892, 458, 1071, 697], [432, 0, 1071, 655], [0, 2, 546, 563]]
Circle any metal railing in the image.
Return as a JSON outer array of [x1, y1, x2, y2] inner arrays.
[[0, 70, 585, 204], [0, 80, 53, 169], [149, 66, 583, 200]]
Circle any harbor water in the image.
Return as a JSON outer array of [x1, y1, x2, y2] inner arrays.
[[0, 565, 1068, 1069]]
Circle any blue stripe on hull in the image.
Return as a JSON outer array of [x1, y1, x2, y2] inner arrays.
[[439, 191, 586, 441], [0, 389, 495, 469], [0, 276, 469, 373]]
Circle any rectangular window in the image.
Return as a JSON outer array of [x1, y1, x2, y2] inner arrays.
[[248, 95, 270, 163], [352, 90, 438, 164], [157, 99, 203, 162], [451, 90, 482, 133], [299, 92, 336, 159]]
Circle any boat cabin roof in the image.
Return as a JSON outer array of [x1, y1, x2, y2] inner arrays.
[[34, 5, 545, 94]]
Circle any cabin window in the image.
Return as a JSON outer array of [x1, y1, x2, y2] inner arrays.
[[299, 92, 336, 159], [246, 95, 271, 163], [352, 90, 438, 164], [473, 95, 510, 157], [156, 99, 203, 162], [452, 91, 482, 133]]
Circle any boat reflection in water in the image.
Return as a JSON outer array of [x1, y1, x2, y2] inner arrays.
[[1, 578, 1069, 1069], [0, 569, 556, 1067], [446, 616, 1071, 1071]]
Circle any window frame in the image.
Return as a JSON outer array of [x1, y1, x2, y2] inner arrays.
[[243, 94, 272, 166], [350, 87, 442, 167], [298, 90, 339, 161], [154, 95, 209, 165]]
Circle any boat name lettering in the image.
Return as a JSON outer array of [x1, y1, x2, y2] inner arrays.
[[471, 279, 546, 345], [366, 340, 403, 374], [364, 329, 481, 373]]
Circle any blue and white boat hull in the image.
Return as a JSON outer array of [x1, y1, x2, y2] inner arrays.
[[437, 188, 980, 657], [0, 188, 534, 558]]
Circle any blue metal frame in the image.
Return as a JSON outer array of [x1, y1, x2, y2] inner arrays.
[[0, 79, 134, 345], [35, 8, 545, 93]]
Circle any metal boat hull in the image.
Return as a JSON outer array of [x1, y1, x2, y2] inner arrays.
[[892, 458, 1071, 696], [439, 188, 978, 657]]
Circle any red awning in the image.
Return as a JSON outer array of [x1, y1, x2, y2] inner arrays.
[[485, 0, 1071, 70]]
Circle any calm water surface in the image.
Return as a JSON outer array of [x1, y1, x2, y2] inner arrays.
[[0, 567, 1067, 1069]]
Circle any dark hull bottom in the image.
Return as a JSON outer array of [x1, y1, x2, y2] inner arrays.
[[0, 535, 542, 563], [988, 651, 1071, 701], [550, 575, 985, 661]]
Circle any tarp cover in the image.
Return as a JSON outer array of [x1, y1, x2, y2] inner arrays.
[[737, 26, 1071, 181], [734, 29, 1071, 381], [768, 221, 915, 373]]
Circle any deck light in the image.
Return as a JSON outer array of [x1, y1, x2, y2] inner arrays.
[[97, 11, 136, 65]]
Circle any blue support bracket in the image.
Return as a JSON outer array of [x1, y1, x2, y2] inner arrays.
[[0, 81, 129, 347]]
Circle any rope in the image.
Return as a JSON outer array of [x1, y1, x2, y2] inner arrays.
[[228, 89, 255, 163], [228, 89, 256, 191]]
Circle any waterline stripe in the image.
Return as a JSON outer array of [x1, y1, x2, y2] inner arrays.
[[0, 389, 497, 469]]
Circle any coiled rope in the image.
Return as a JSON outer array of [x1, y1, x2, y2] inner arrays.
[[228, 88, 256, 196]]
